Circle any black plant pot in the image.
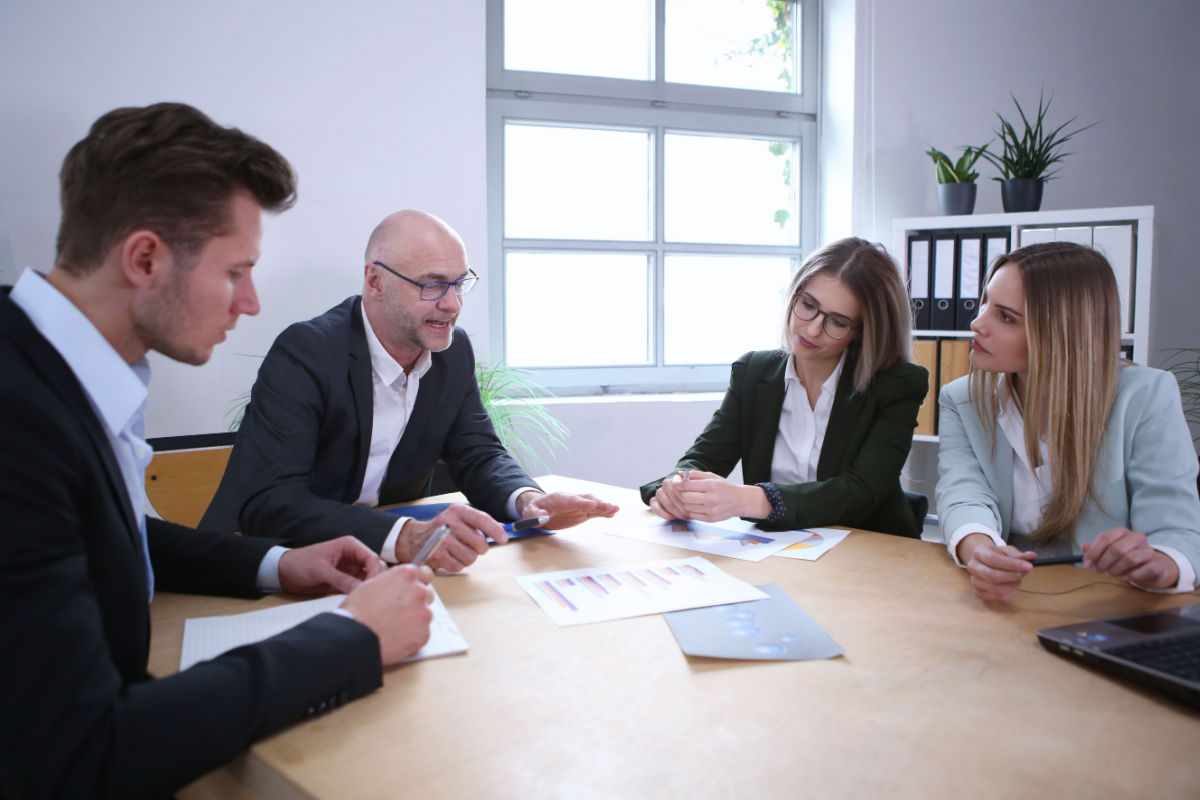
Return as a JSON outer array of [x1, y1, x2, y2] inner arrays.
[[1001, 178, 1044, 213], [937, 183, 977, 216]]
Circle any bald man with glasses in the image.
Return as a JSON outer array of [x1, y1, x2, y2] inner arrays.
[[203, 210, 616, 570]]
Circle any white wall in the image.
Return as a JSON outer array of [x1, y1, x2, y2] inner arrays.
[[0, 0, 488, 436]]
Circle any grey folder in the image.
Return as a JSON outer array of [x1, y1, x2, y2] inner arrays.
[[664, 583, 843, 661]]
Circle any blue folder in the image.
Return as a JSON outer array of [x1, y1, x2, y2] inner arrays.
[[381, 502, 553, 543]]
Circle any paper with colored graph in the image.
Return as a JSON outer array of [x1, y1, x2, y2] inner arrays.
[[610, 517, 829, 562], [770, 527, 850, 561], [516, 556, 768, 626]]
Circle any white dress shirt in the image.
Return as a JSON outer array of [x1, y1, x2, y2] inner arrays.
[[357, 304, 432, 562], [358, 305, 538, 562], [770, 352, 846, 485], [947, 375, 1194, 591]]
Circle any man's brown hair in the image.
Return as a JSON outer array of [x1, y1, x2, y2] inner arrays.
[[56, 102, 297, 274]]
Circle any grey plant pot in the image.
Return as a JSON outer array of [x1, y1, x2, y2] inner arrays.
[[1001, 178, 1044, 212], [937, 182, 977, 216]]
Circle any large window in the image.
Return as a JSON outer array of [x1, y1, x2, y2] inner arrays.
[[488, 0, 818, 393]]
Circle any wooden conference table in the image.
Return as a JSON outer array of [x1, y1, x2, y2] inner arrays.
[[150, 476, 1200, 799]]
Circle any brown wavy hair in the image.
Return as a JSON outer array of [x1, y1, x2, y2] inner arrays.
[[56, 102, 296, 275]]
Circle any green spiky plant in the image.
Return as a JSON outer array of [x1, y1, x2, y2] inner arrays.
[[925, 144, 990, 184], [474, 362, 568, 473], [979, 92, 1095, 181], [1163, 348, 1200, 448]]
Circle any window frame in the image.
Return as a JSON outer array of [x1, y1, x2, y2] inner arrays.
[[486, 0, 819, 394]]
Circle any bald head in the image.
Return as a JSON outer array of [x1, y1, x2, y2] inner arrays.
[[364, 209, 465, 271], [361, 210, 471, 372]]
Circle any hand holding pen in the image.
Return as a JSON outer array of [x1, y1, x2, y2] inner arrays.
[[411, 524, 451, 568], [396, 504, 508, 572]]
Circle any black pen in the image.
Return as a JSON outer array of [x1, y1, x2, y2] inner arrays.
[[1031, 553, 1084, 567], [504, 515, 551, 533]]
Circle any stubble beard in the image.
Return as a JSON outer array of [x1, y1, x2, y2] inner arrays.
[[132, 265, 211, 366]]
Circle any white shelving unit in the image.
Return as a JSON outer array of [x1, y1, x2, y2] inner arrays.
[[894, 205, 1155, 364]]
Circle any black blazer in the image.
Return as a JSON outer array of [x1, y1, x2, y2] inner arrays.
[[640, 349, 928, 537], [0, 291, 382, 799], [202, 296, 537, 551]]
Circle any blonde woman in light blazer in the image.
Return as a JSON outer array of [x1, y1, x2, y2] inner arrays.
[[936, 242, 1200, 603]]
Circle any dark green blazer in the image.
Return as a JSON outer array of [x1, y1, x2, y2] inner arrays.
[[640, 349, 928, 537]]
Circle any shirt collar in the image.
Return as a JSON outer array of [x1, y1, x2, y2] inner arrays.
[[784, 349, 846, 397], [10, 269, 149, 436], [360, 301, 432, 387]]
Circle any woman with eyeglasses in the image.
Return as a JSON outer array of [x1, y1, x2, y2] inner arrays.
[[938, 242, 1200, 601], [640, 237, 928, 537]]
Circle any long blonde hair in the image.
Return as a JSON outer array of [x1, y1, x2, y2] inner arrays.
[[969, 242, 1122, 545], [780, 238, 913, 394]]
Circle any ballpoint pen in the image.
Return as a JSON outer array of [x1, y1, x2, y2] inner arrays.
[[412, 524, 451, 567], [504, 515, 551, 533]]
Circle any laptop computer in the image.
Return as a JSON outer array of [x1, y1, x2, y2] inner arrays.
[[1037, 604, 1200, 710]]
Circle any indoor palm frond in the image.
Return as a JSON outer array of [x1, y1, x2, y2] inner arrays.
[[476, 361, 569, 473], [1163, 348, 1200, 446]]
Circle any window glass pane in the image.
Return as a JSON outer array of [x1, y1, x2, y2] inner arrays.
[[506, 252, 651, 367], [664, 255, 791, 365], [504, 0, 653, 80], [664, 132, 798, 245], [665, 0, 799, 93], [505, 123, 652, 241]]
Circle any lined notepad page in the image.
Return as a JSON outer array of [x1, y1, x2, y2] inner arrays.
[[180, 590, 467, 670]]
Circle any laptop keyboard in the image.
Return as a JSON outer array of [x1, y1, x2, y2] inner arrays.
[[1108, 636, 1200, 682]]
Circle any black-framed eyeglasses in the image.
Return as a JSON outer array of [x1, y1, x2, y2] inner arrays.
[[791, 292, 862, 340], [372, 260, 479, 301]]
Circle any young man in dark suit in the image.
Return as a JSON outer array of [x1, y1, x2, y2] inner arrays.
[[0, 103, 436, 798], [202, 209, 618, 571]]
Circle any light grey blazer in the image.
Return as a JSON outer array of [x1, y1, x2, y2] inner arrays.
[[936, 365, 1200, 573]]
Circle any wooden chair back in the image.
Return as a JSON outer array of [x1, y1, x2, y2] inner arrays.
[[144, 447, 232, 528]]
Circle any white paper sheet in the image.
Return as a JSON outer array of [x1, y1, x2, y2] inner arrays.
[[180, 589, 466, 671], [516, 556, 768, 627]]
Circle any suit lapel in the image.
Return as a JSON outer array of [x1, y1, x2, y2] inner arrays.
[[1, 297, 140, 545], [347, 297, 374, 501]]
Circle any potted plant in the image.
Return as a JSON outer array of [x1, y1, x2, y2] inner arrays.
[[979, 92, 1094, 213], [925, 144, 989, 216]]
